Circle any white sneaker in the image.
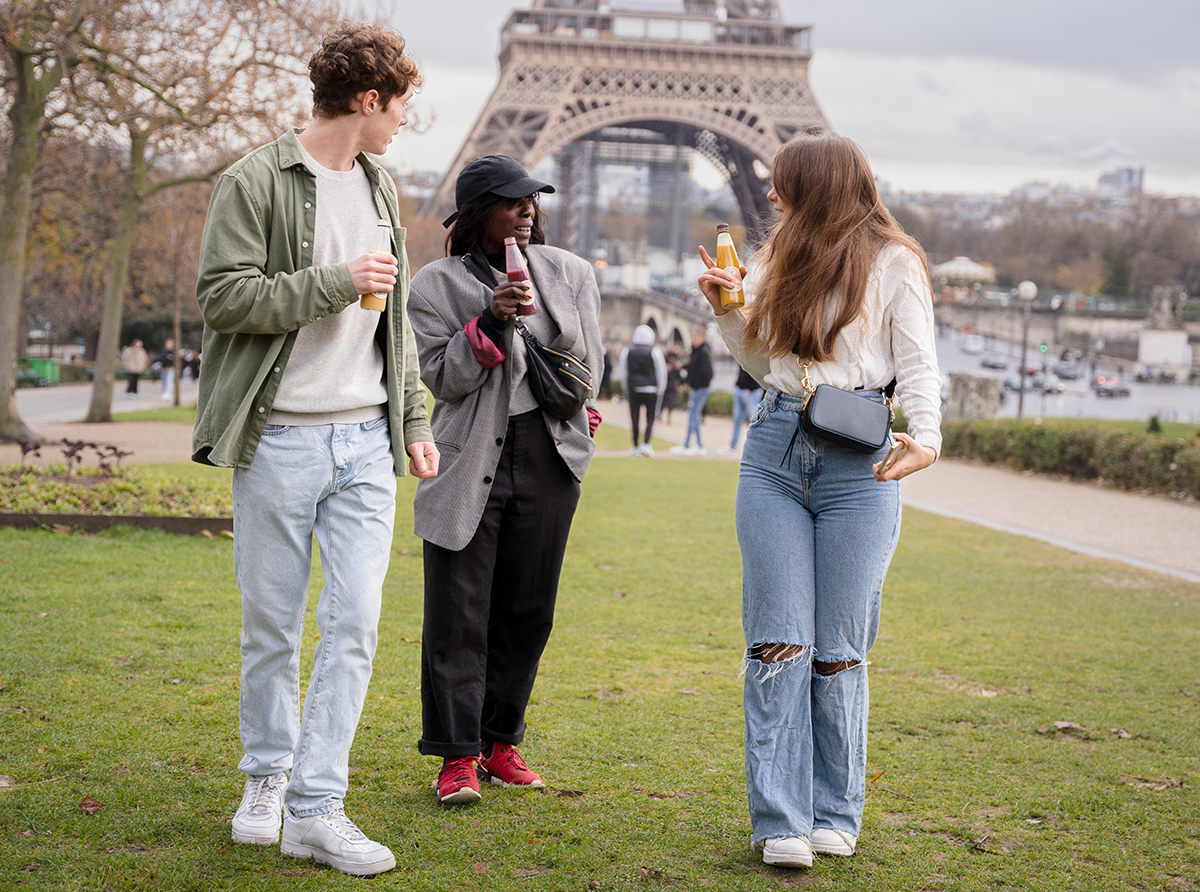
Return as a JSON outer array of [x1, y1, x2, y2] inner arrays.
[[668, 445, 689, 455], [231, 772, 287, 844], [758, 835, 813, 868], [716, 446, 735, 456], [281, 809, 396, 876], [687, 445, 706, 456], [629, 447, 642, 456], [640, 444, 655, 457], [810, 827, 857, 856]]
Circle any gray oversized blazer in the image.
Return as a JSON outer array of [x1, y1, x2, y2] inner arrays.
[[407, 245, 603, 551]]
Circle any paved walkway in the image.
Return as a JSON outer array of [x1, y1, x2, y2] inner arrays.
[[5, 389, 1198, 584], [596, 397, 1200, 585]]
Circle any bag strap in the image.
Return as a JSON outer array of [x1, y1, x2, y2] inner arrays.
[[462, 251, 497, 293]]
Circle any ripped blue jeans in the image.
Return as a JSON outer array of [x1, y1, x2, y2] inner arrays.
[[736, 388, 901, 843]]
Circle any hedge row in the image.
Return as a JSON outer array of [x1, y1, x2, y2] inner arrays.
[[939, 419, 1200, 499]]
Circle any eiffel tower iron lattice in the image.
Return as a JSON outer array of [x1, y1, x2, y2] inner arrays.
[[421, 0, 828, 247]]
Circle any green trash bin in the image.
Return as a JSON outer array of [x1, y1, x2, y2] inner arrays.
[[21, 357, 60, 385]]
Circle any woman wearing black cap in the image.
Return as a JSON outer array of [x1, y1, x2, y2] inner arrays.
[[407, 155, 603, 804]]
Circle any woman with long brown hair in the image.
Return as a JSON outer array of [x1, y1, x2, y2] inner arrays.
[[697, 132, 942, 868]]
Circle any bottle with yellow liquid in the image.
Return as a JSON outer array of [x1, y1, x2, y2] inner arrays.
[[714, 223, 744, 310], [360, 219, 392, 311]]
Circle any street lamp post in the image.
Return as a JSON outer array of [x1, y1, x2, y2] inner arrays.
[[1016, 280, 1038, 421]]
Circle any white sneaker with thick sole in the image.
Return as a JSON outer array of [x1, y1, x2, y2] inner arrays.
[[810, 827, 857, 856], [668, 444, 688, 455], [282, 809, 396, 876], [756, 835, 813, 868], [231, 772, 287, 845]]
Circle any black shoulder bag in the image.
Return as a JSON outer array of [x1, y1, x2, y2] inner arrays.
[[798, 359, 896, 454], [464, 252, 592, 421]]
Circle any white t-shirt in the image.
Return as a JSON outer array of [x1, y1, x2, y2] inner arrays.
[[268, 142, 389, 425]]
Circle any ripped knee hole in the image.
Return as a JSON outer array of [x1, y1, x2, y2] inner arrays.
[[747, 643, 808, 665], [813, 658, 860, 676]]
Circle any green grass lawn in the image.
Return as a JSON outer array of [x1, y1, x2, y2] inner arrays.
[[1, 456, 1197, 891]]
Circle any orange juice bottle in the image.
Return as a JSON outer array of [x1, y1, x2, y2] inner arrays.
[[360, 219, 391, 311], [715, 223, 744, 310]]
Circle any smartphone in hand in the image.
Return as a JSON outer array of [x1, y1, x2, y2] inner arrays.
[[875, 442, 906, 479]]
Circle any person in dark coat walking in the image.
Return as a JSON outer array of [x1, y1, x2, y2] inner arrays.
[[670, 328, 713, 454]]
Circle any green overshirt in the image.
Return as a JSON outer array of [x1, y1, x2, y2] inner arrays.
[[191, 129, 432, 471]]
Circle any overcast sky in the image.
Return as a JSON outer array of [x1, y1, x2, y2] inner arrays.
[[379, 0, 1200, 196]]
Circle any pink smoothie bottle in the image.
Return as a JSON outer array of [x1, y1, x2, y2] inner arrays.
[[505, 236, 536, 316]]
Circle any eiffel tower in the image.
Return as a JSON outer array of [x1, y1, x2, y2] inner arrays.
[[421, 0, 828, 250]]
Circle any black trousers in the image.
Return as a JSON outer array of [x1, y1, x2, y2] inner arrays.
[[418, 411, 581, 758], [629, 391, 657, 446], [126, 372, 141, 394]]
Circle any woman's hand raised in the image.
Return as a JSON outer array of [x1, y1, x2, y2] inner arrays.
[[696, 245, 746, 317]]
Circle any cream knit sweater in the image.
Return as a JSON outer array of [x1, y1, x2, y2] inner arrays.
[[714, 243, 943, 456]]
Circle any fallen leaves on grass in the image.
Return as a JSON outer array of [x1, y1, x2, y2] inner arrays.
[[1036, 721, 1094, 738], [0, 775, 15, 789], [1112, 728, 1133, 739], [79, 795, 104, 814], [1128, 776, 1187, 791]]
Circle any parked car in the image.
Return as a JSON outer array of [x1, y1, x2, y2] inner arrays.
[[1053, 359, 1080, 380], [1003, 376, 1035, 392], [1036, 373, 1066, 393], [981, 355, 1008, 370], [961, 334, 986, 354], [1093, 375, 1131, 397]]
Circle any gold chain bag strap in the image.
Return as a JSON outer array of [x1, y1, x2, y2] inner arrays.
[[797, 359, 896, 454]]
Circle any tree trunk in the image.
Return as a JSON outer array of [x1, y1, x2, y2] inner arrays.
[[0, 39, 70, 443], [86, 129, 150, 423]]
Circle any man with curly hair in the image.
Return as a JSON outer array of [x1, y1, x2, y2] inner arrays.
[[192, 21, 437, 876]]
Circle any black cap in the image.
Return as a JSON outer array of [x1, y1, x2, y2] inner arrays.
[[442, 155, 555, 227]]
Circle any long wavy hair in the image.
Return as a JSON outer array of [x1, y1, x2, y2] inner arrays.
[[744, 132, 929, 361], [445, 193, 547, 258]]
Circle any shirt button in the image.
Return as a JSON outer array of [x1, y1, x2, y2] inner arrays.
[[274, 367, 281, 373], [304, 202, 312, 209], [302, 241, 309, 248], [257, 407, 264, 413], [495, 437, 503, 445], [483, 476, 492, 484]]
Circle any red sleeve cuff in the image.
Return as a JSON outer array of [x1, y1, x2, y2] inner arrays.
[[465, 316, 505, 369]]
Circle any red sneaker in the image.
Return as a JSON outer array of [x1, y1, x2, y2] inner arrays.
[[479, 742, 545, 789], [436, 756, 481, 804]]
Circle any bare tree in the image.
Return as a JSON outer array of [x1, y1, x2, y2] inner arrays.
[[0, 0, 88, 441], [74, 0, 336, 421]]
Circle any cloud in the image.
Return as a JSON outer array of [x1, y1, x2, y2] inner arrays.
[[810, 50, 1200, 193], [1074, 139, 1137, 164]]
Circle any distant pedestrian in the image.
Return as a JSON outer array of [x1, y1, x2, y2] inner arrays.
[[120, 339, 149, 398], [155, 338, 175, 401], [669, 328, 712, 454], [617, 324, 666, 456], [718, 363, 763, 455], [600, 342, 613, 399], [698, 131, 942, 870], [662, 352, 682, 423]]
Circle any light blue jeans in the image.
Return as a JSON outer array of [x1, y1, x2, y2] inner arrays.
[[684, 386, 711, 447], [231, 417, 396, 816], [729, 387, 763, 449], [736, 389, 901, 843]]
